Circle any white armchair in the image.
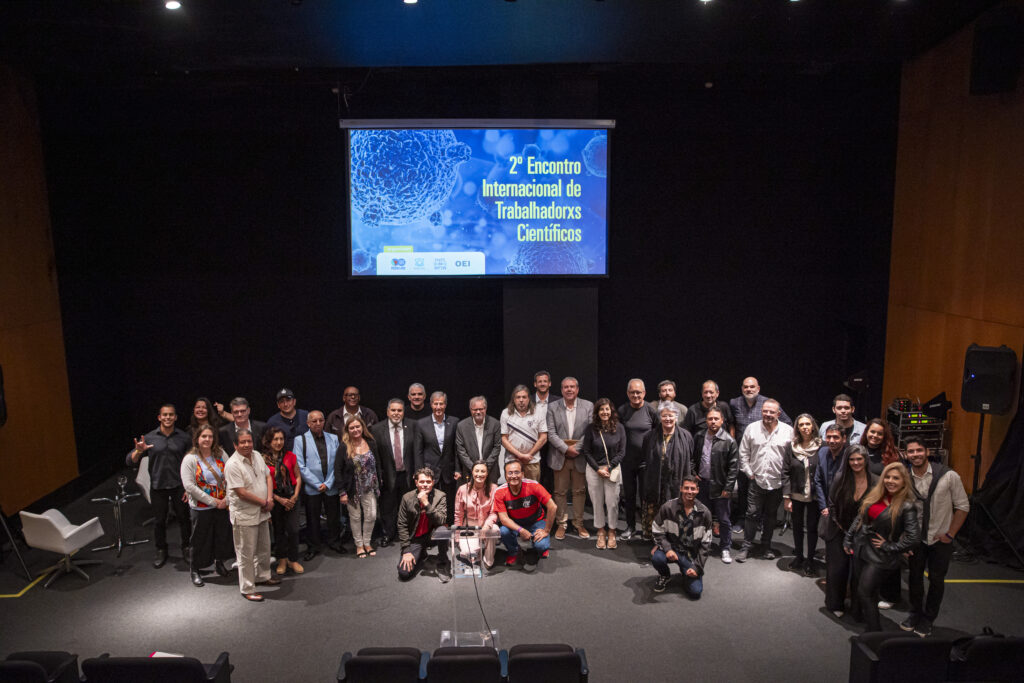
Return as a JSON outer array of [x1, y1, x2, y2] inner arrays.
[[19, 509, 104, 588]]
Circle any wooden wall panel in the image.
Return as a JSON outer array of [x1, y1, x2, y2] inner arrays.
[[885, 1, 1024, 491], [0, 65, 79, 511]]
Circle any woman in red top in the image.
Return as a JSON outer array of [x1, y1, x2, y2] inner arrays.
[[262, 427, 303, 575], [844, 461, 920, 631]]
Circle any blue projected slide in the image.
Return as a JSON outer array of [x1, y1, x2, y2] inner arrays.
[[345, 120, 612, 277]]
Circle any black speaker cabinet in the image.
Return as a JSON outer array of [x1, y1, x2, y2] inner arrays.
[[961, 344, 1018, 414], [970, 6, 1023, 95]]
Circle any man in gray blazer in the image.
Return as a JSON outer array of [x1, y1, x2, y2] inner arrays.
[[455, 396, 502, 483], [546, 377, 594, 539]]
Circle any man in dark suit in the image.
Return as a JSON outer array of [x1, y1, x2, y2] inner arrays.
[[219, 397, 267, 450], [455, 395, 502, 483], [371, 398, 416, 547], [414, 391, 460, 525]]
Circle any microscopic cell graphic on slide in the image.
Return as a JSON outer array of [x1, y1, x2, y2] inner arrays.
[[350, 129, 472, 227]]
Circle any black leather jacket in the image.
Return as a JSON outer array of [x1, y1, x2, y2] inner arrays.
[[844, 499, 921, 570]]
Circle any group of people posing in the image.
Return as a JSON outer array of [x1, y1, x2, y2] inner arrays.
[[126, 374, 969, 635]]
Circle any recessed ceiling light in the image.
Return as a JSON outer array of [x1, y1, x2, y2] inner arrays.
[[165, 1, 181, 9], [404, 0, 417, 4]]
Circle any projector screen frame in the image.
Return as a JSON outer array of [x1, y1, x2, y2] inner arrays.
[[342, 118, 615, 280]]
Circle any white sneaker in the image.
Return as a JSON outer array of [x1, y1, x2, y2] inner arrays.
[[878, 600, 894, 610], [832, 610, 845, 618], [721, 549, 732, 564]]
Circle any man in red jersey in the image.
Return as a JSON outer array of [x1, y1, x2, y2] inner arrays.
[[494, 460, 557, 572]]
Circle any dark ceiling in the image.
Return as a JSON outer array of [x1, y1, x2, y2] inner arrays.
[[0, 0, 1001, 81]]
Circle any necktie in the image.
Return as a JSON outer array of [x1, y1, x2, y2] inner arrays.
[[393, 425, 403, 471]]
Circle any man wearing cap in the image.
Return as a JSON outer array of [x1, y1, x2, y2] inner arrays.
[[266, 388, 309, 443]]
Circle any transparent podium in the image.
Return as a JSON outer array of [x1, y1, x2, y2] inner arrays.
[[433, 526, 501, 649]]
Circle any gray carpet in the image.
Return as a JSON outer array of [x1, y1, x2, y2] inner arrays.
[[2, 474, 1023, 682]]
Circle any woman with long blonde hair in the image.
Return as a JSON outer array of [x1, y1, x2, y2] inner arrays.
[[844, 461, 920, 631]]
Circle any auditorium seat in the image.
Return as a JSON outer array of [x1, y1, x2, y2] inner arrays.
[[81, 652, 232, 682], [948, 633, 1024, 682], [848, 632, 951, 683], [0, 651, 79, 683], [427, 646, 504, 683], [337, 647, 426, 682], [508, 643, 589, 682]]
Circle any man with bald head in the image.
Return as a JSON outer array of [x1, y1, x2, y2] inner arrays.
[[325, 386, 379, 438], [682, 380, 735, 439], [295, 410, 345, 559], [736, 399, 793, 562]]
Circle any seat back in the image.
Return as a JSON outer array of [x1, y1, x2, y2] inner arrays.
[[2, 651, 78, 683], [428, 647, 501, 683], [951, 635, 1024, 682], [342, 649, 421, 683], [0, 660, 49, 683], [137, 456, 152, 503], [508, 644, 581, 682], [82, 655, 210, 683], [872, 634, 951, 682], [19, 511, 71, 554]]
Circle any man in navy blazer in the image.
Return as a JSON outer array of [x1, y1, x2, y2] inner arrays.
[[546, 377, 594, 539], [295, 410, 344, 560], [372, 398, 417, 547], [414, 391, 460, 525]]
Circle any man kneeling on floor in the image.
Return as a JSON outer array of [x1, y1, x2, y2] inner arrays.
[[651, 475, 712, 597], [494, 460, 558, 571], [398, 467, 451, 582]]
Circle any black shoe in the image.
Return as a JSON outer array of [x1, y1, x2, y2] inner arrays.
[[153, 548, 168, 569], [654, 575, 670, 592], [379, 536, 391, 548], [803, 562, 818, 577], [762, 548, 778, 561], [522, 548, 539, 573], [913, 620, 932, 638], [329, 542, 348, 555], [900, 615, 919, 632], [215, 560, 229, 577], [303, 549, 319, 562], [191, 569, 205, 587], [437, 563, 452, 583], [789, 557, 805, 571]]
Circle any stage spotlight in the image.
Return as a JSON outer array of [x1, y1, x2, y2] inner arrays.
[[404, 0, 417, 4], [165, 0, 181, 9]]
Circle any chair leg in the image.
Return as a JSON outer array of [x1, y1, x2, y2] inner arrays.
[[70, 564, 91, 580]]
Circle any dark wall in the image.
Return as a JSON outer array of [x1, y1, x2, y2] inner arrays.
[[36, 64, 898, 480]]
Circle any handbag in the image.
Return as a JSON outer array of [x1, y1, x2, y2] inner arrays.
[[599, 431, 622, 483]]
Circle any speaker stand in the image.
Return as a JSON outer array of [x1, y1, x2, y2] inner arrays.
[[0, 503, 33, 582], [957, 413, 1024, 567]]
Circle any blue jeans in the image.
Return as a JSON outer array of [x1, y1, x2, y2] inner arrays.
[[651, 548, 703, 597], [713, 497, 732, 550], [499, 520, 551, 556]]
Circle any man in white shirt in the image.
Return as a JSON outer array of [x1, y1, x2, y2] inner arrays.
[[501, 385, 548, 483], [736, 400, 793, 562], [225, 430, 278, 602]]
